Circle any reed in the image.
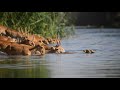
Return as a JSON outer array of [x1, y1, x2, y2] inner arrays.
[[0, 12, 74, 38]]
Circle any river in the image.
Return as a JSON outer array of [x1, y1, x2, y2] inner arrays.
[[0, 28, 120, 78]]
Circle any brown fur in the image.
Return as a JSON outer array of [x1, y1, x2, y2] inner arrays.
[[5, 29, 26, 39], [0, 40, 45, 55], [45, 45, 65, 54], [0, 36, 17, 42], [20, 39, 35, 46], [46, 37, 61, 45], [24, 34, 49, 46], [0, 25, 7, 35]]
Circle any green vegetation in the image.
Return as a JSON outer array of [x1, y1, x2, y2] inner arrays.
[[0, 12, 74, 38]]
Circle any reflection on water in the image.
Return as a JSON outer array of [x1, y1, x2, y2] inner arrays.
[[0, 28, 120, 78], [0, 55, 49, 78]]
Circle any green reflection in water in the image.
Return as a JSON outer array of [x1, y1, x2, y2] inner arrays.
[[0, 67, 49, 78], [0, 56, 49, 78]]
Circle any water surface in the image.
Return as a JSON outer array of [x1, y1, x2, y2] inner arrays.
[[0, 28, 120, 78]]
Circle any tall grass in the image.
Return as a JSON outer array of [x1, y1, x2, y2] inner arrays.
[[0, 12, 74, 38]]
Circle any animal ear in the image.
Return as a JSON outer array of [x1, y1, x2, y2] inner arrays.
[[31, 41, 35, 46]]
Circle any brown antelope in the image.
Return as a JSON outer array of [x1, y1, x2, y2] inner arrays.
[[0, 25, 8, 35], [5, 45, 31, 55], [29, 44, 45, 55], [32, 45, 45, 55], [42, 39, 49, 45], [45, 45, 65, 54], [53, 39, 61, 45], [0, 25, 27, 43], [24, 34, 49, 46], [46, 37, 52, 43], [0, 25, 48, 45], [33, 35, 49, 45], [0, 40, 11, 51], [20, 39, 35, 46], [0, 40, 45, 55], [43, 45, 52, 50], [5, 28, 27, 43], [52, 45, 65, 53], [46, 37, 61, 45], [5, 28, 26, 38], [0, 36, 17, 42]]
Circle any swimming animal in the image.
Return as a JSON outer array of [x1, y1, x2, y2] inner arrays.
[[83, 49, 95, 54]]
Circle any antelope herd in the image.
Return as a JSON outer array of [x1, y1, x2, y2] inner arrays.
[[0, 25, 65, 56]]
